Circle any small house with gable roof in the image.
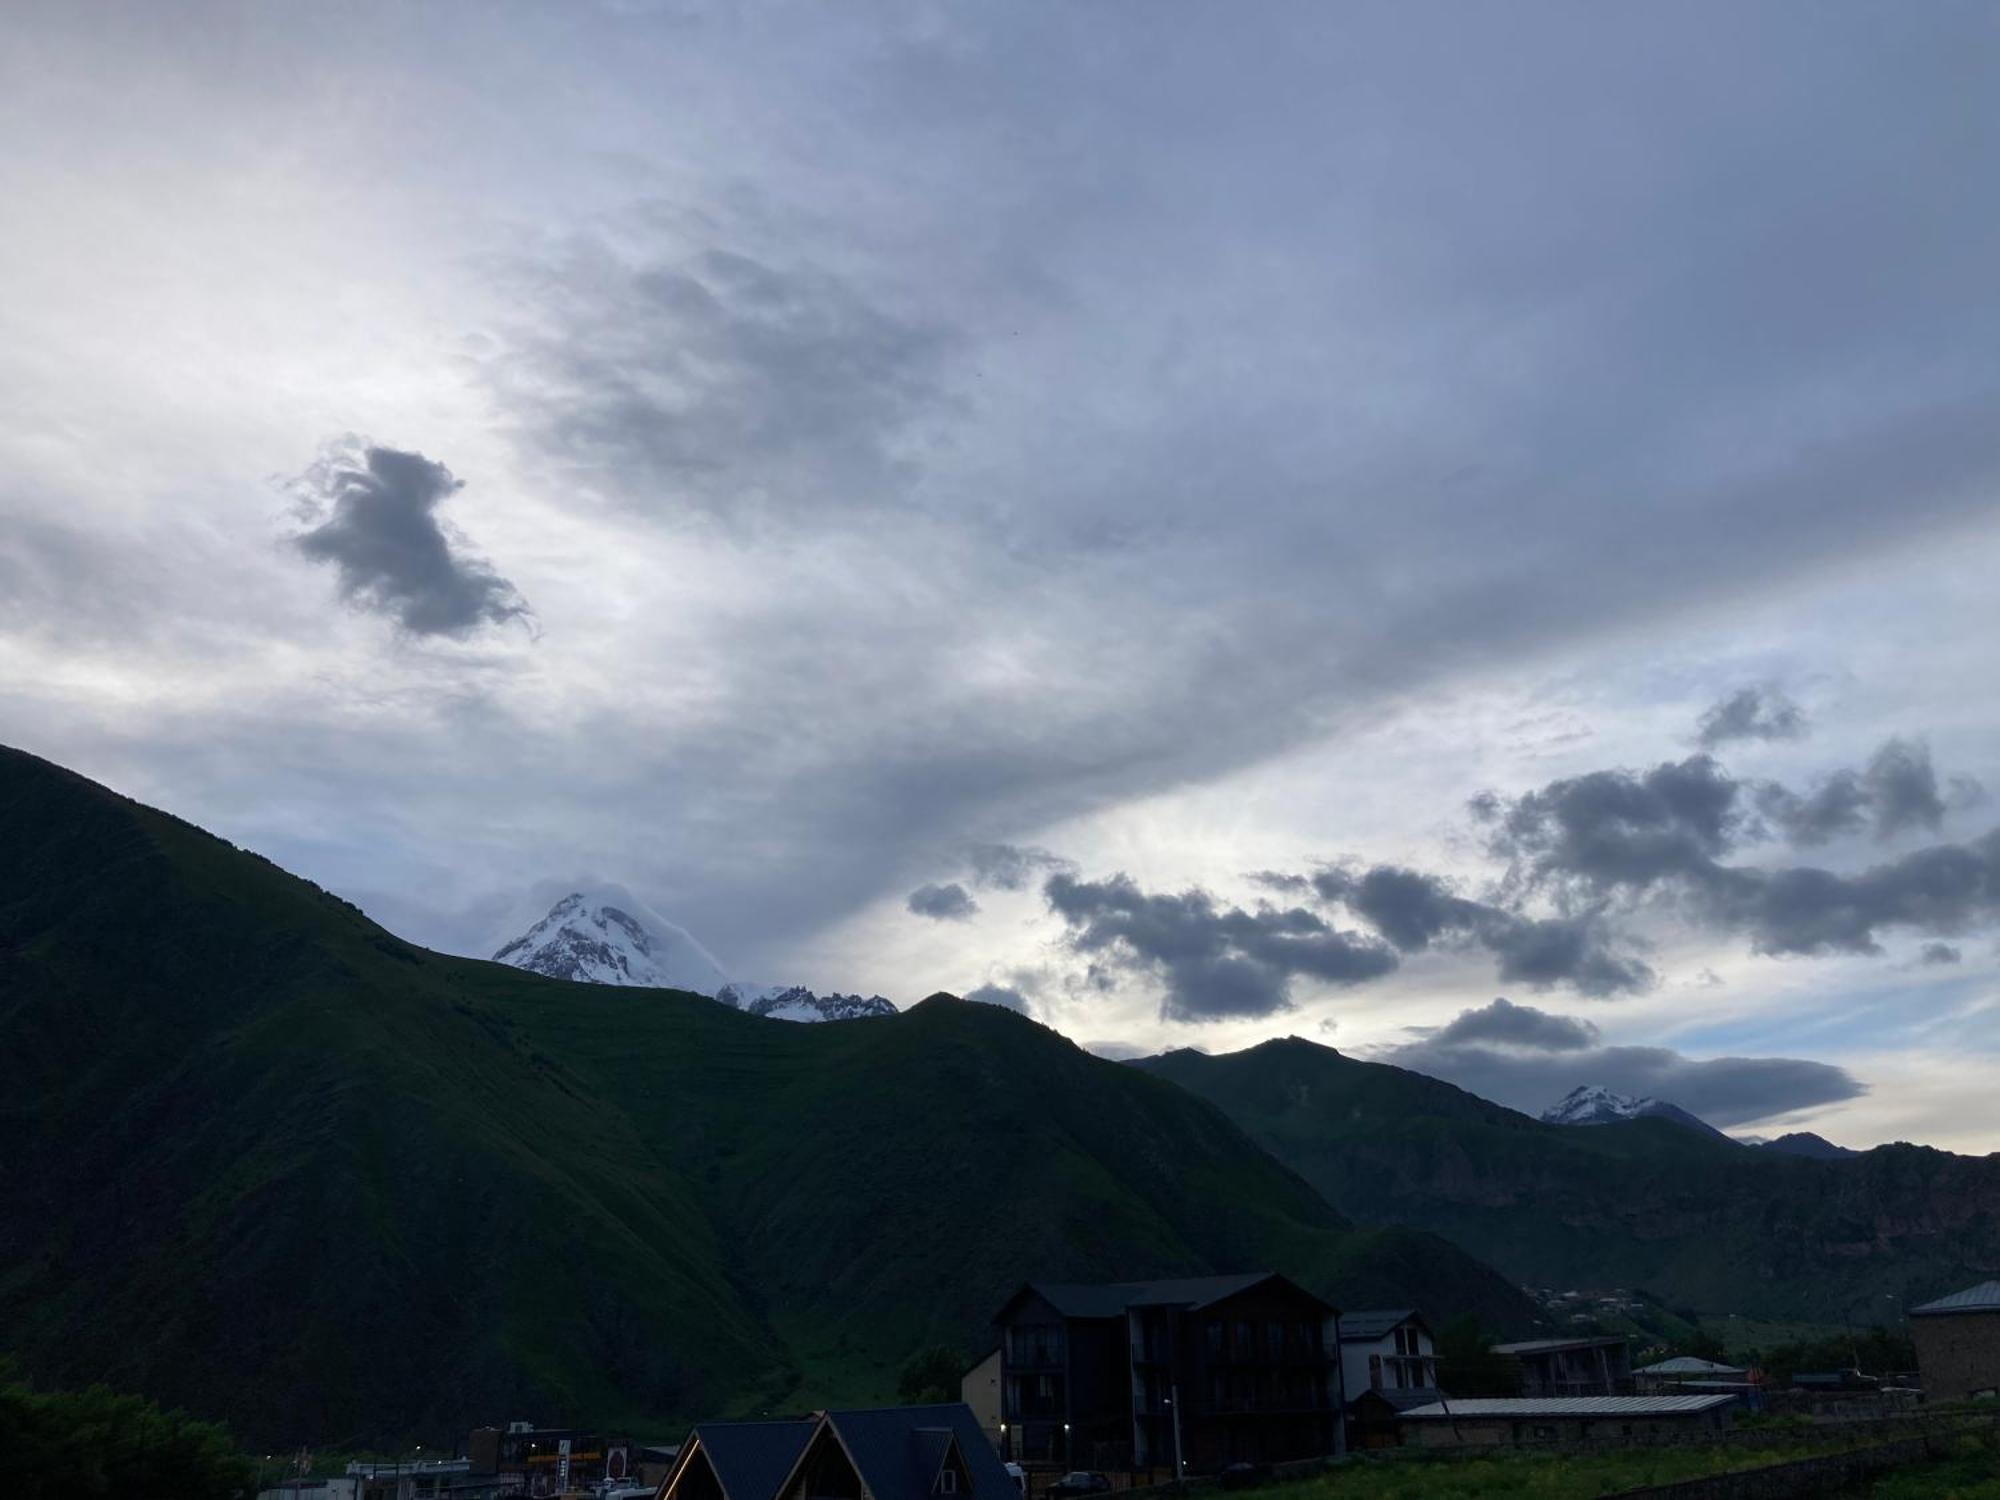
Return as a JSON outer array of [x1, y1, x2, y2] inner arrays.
[[1911, 1280, 2000, 1403]]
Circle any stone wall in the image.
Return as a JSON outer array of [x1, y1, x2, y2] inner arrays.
[[1914, 1310, 2000, 1403]]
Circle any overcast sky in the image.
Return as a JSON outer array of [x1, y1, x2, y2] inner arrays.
[[5, 1, 1997, 1151]]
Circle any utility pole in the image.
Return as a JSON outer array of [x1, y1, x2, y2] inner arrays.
[[1169, 1384, 1184, 1485]]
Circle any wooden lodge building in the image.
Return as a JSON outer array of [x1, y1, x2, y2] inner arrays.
[[1491, 1336, 1633, 1398], [991, 1272, 1342, 1473]]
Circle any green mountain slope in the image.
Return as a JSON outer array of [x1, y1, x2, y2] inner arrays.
[[1133, 1038, 2000, 1326], [0, 746, 1534, 1449]]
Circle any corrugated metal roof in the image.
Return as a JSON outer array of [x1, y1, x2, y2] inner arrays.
[[1636, 1357, 1747, 1375], [1338, 1309, 1420, 1341], [1911, 1280, 2000, 1316], [1399, 1395, 1738, 1419], [1492, 1336, 1629, 1355]]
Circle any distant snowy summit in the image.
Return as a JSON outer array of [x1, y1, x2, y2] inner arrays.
[[1539, 1084, 1728, 1141], [491, 888, 895, 1024], [493, 889, 731, 992], [715, 983, 898, 1023]]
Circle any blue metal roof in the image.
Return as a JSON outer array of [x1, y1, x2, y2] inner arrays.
[[1911, 1280, 2000, 1316], [819, 1403, 1016, 1500], [683, 1420, 815, 1500]]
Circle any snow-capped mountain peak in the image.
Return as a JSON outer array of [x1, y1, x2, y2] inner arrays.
[[490, 886, 898, 1024], [716, 982, 898, 1022], [492, 887, 731, 995], [1541, 1084, 1654, 1125], [1539, 1084, 1731, 1141]]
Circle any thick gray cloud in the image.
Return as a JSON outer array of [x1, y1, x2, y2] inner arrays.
[[1044, 872, 1397, 1023], [1920, 942, 1961, 966], [1381, 999, 1864, 1128], [368, 0, 2000, 980], [968, 843, 1074, 891], [291, 444, 531, 638], [906, 881, 978, 921], [1484, 754, 1745, 894], [1427, 996, 1601, 1052], [1224, 736, 1994, 1003], [1697, 686, 1807, 747], [1700, 836, 2000, 958], [1312, 864, 1653, 996], [1482, 745, 2000, 959], [7, 0, 2000, 1153], [1756, 737, 1951, 845], [486, 237, 954, 524]]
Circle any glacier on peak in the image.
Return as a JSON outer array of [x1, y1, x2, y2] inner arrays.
[[1540, 1084, 1730, 1141], [491, 887, 896, 1023]]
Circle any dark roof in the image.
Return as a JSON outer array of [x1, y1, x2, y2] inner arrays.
[[680, 1420, 815, 1500], [1007, 1272, 1331, 1321], [1338, 1310, 1424, 1342], [1492, 1336, 1628, 1356], [1348, 1386, 1448, 1414], [818, 1404, 1015, 1500], [1911, 1280, 2000, 1316]]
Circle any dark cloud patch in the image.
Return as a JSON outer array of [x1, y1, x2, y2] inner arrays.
[[1428, 996, 1601, 1052], [1920, 941, 1962, 965], [1474, 740, 2000, 960], [1757, 738, 1956, 845], [1043, 871, 1397, 1023], [1483, 913, 1655, 996], [965, 982, 1031, 1012], [1247, 870, 1312, 895], [1697, 686, 1808, 747], [1861, 738, 1948, 839], [1313, 865, 1487, 952], [1754, 772, 1869, 847], [907, 881, 978, 921], [1700, 834, 2000, 957], [1378, 999, 1864, 1128], [488, 236, 954, 522], [291, 443, 531, 638], [968, 842, 1073, 891], [1312, 864, 1654, 996], [1486, 754, 1745, 895]]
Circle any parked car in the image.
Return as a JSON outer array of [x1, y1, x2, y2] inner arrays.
[[1046, 1472, 1113, 1499]]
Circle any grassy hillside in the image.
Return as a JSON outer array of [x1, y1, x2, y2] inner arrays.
[[1135, 1038, 2000, 1326], [0, 746, 1535, 1449]]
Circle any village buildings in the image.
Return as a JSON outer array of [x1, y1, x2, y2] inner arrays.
[[991, 1273, 1342, 1472], [1387, 1393, 1736, 1449], [1491, 1336, 1632, 1397], [1334, 1310, 1437, 1397]]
